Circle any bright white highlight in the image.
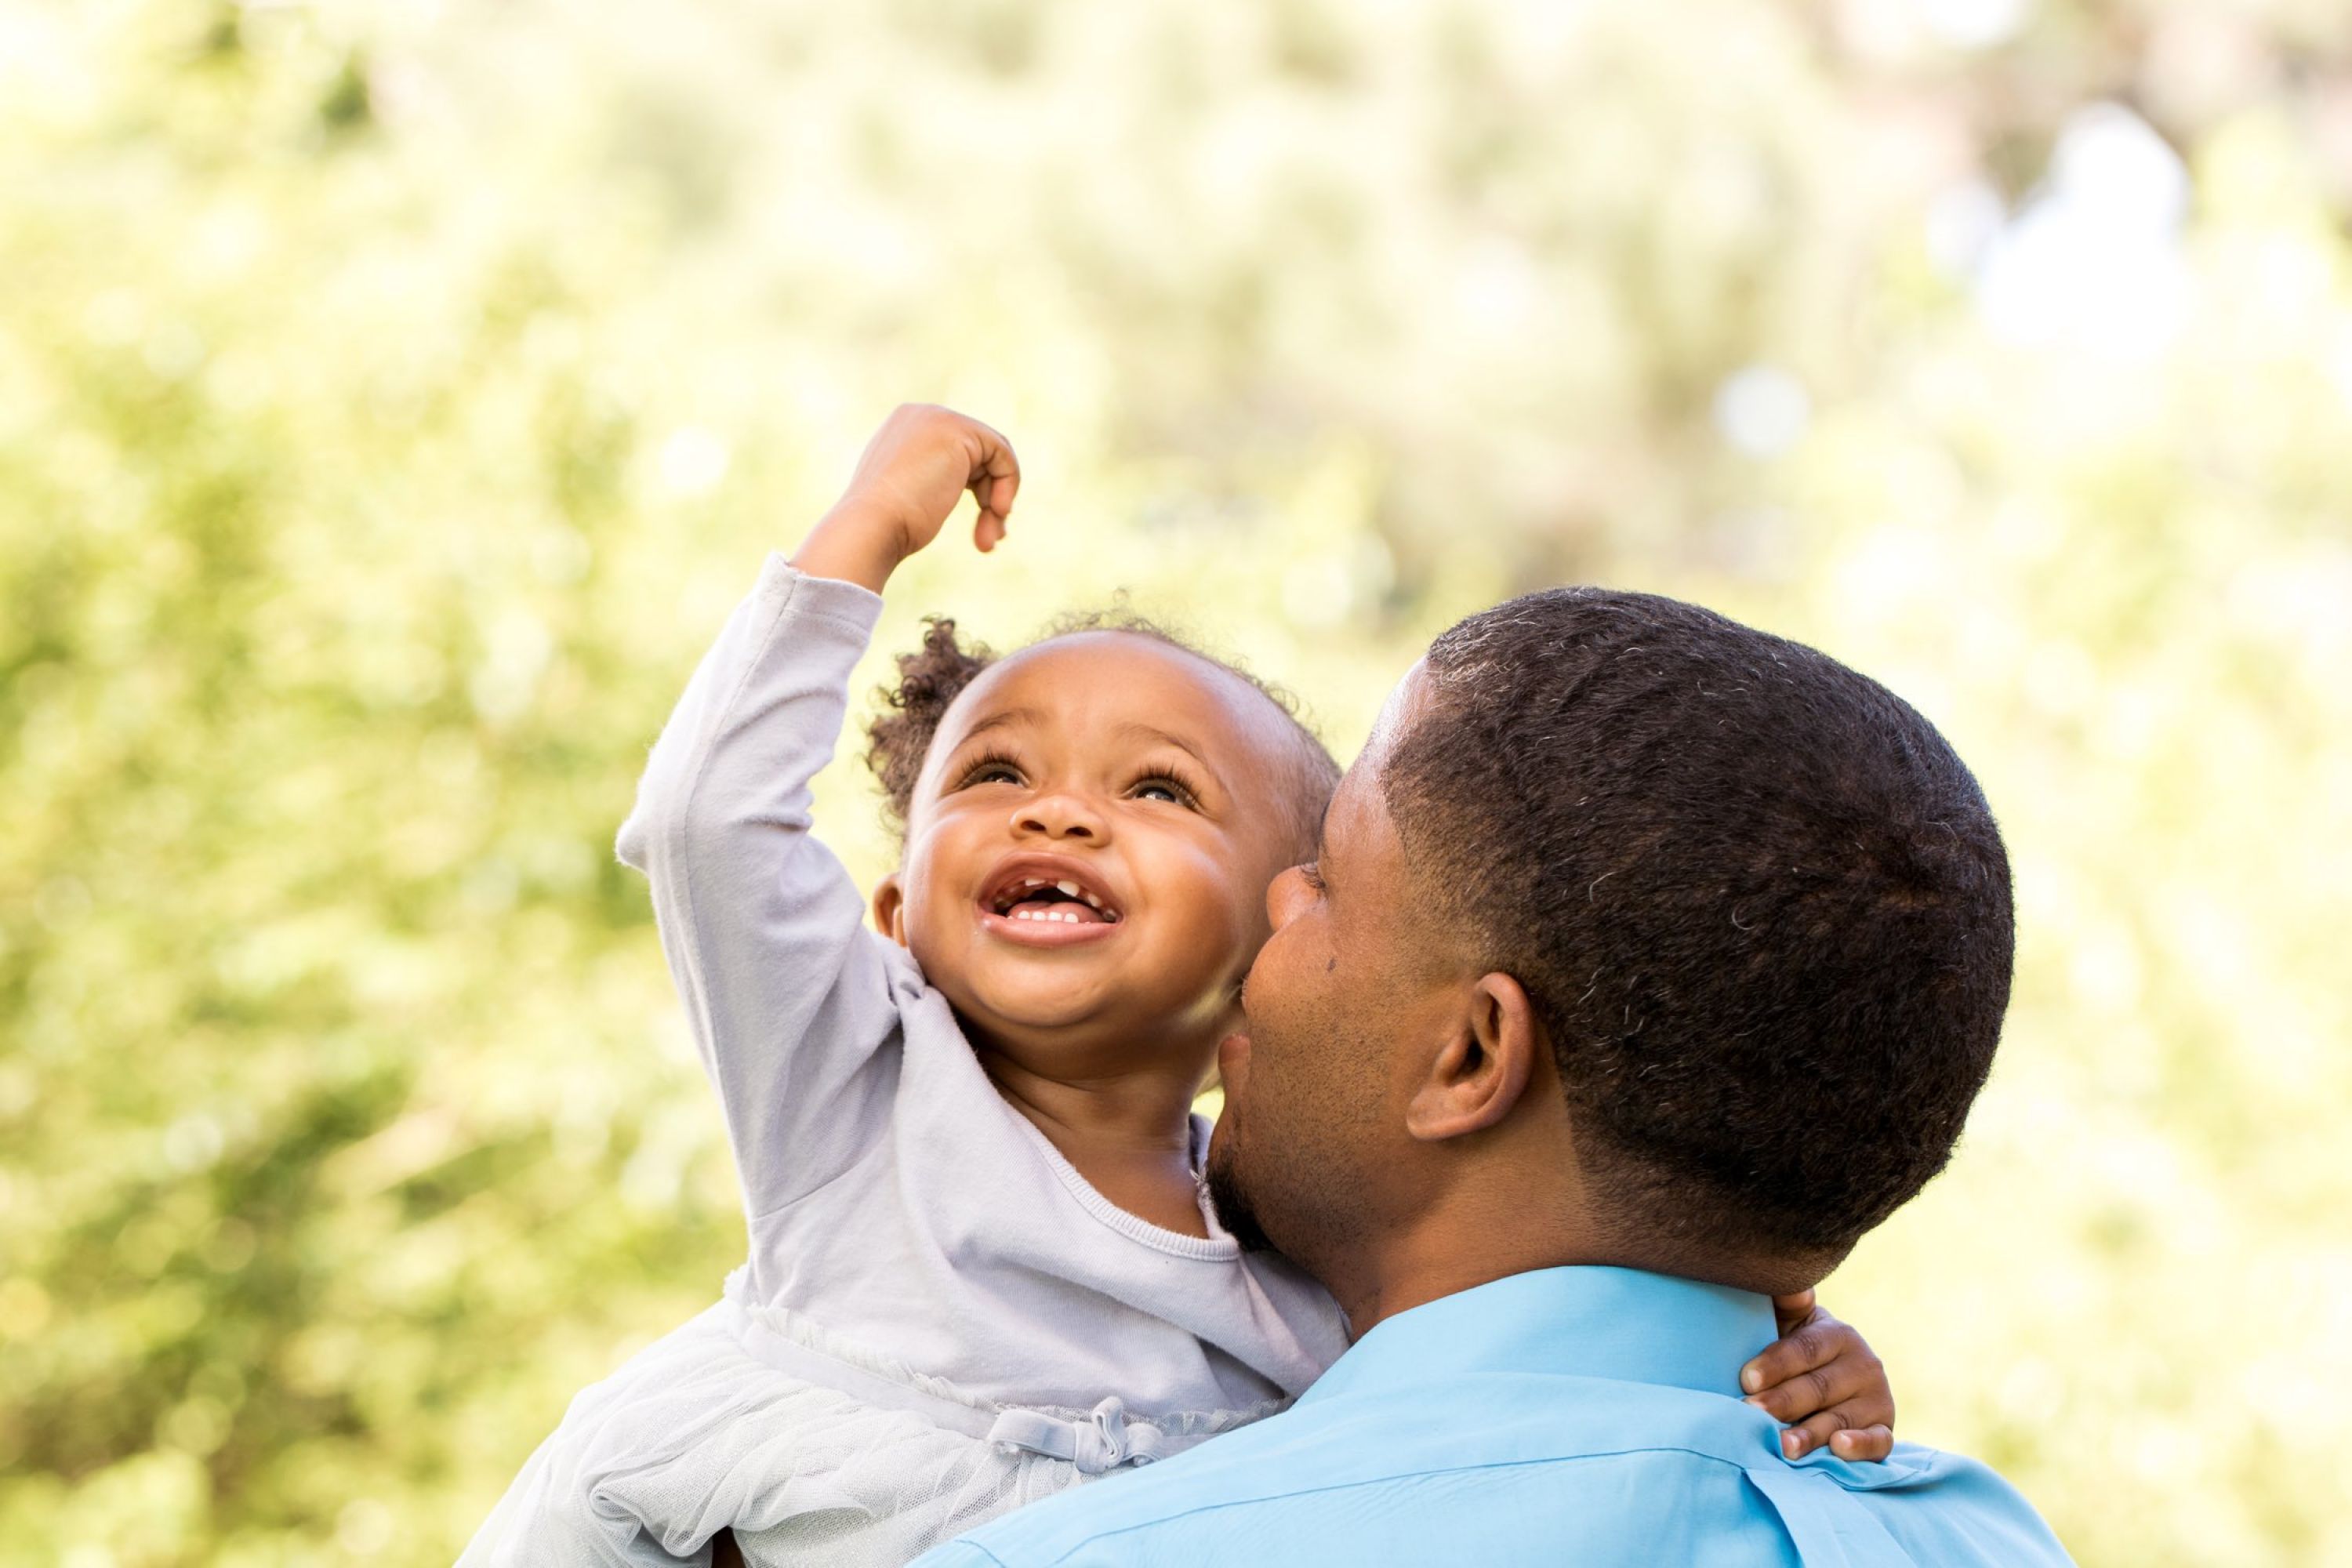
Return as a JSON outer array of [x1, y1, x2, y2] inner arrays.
[[1712, 365, 1812, 459], [1975, 103, 2191, 358]]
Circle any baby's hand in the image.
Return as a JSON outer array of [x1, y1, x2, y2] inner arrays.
[[1738, 1290, 1896, 1462], [791, 404, 1021, 593]]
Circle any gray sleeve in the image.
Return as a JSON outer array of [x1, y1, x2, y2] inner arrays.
[[616, 557, 902, 1216]]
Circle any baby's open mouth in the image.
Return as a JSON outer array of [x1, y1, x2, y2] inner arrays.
[[983, 871, 1123, 927]]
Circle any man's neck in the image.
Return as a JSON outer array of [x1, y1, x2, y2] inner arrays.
[[1320, 1185, 1818, 1337], [1318, 1187, 1610, 1338]]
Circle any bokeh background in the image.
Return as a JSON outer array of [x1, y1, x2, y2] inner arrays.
[[5, 1, 2349, 1563]]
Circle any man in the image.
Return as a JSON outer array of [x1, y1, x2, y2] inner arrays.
[[916, 588, 2071, 1565]]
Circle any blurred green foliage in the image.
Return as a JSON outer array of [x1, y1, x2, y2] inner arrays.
[[3, 2, 2349, 1563]]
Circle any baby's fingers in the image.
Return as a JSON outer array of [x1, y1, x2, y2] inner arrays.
[[1777, 1414, 1894, 1462], [1830, 1425, 1895, 1462], [1741, 1338, 1889, 1425], [1740, 1309, 1845, 1403], [1742, 1307, 1896, 1466], [964, 423, 1020, 552]]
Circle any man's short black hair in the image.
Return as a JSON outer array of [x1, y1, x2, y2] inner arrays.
[[1384, 588, 2014, 1266]]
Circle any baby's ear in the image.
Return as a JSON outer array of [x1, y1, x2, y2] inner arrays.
[[871, 873, 909, 946]]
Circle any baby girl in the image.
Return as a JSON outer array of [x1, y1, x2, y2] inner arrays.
[[461, 406, 1895, 1566]]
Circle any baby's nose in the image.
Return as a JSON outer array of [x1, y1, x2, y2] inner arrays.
[[1014, 791, 1105, 840]]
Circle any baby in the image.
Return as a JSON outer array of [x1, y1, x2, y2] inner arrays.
[[462, 406, 1895, 1566]]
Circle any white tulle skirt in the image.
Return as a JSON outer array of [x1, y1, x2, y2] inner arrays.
[[457, 1275, 1270, 1568]]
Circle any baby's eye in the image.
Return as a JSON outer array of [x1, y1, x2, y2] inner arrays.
[[957, 760, 1025, 789], [1133, 777, 1196, 807], [1296, 862, 1326, 893]]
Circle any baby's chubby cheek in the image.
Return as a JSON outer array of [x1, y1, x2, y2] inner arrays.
[[898, 883, 981, 996], [1216, 1029, 1252, 1101]]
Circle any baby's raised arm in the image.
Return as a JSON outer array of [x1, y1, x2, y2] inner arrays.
[[617, 405, 1018, 1218]]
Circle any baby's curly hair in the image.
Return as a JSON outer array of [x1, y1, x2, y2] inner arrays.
[[865, 609, 1340, 861]]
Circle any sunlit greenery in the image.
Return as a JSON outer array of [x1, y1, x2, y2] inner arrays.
[[4, 2, 2348, 1563]]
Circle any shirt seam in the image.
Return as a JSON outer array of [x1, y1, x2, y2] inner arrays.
[[1024, 1446, 1798, 1563]]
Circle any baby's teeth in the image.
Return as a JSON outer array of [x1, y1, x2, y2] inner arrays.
[[1056, 880, 1080, 897], [1080, 893, 1102, 909]]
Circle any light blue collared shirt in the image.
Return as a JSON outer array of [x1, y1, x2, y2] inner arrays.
[[916, 1266, 2072, 1566]]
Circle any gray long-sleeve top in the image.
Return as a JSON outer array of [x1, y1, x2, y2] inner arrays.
[[615, 557, 1348, 1424]]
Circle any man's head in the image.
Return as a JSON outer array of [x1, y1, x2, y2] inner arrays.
[[1210, 588, 2013, 1312]]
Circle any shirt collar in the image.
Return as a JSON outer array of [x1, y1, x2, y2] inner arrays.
[[1298, 1266, 1779, 1406]]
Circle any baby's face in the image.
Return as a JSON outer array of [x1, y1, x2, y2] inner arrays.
[[878, 633, 1309, 1073]]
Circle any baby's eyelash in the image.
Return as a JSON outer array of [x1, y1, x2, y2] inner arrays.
[[953, 747, 1027, 789], [947, 749, 1201, 804], [1131, 766, 1203, 808], [1296, 862, 1327, 892]]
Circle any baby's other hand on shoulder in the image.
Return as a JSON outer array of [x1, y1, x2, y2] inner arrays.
[[1738, 1290, 1897, 1463], [793, 404, 1021, 593]]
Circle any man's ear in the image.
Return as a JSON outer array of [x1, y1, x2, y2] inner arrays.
[[1404, 972, 1541, 1143], [871, 873, 909, 946]]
